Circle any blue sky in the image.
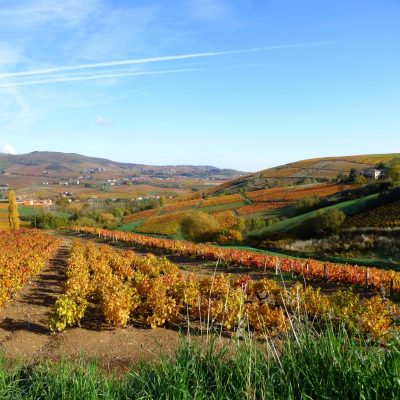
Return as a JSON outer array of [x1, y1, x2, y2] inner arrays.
[[0, 0, 399, 171]]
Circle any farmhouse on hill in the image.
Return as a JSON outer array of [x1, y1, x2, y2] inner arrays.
[[364, 168, 384, 180]]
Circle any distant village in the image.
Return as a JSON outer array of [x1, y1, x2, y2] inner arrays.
[[0, 166, 387, 208]]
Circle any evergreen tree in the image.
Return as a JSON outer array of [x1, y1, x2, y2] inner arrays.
[[8, 190, 20, 230]]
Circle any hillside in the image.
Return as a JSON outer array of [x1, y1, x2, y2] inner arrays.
[[210, 153, 400, 194], [0, 151, 244, 180]]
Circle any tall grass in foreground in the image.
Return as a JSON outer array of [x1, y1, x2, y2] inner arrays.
[[0, 323, 399, 400]]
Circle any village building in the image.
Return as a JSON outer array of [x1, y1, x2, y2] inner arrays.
[[364, 169, 384, 180]]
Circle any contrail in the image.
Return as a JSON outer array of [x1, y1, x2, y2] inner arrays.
[[0, 68, 201, 87], [0, 41, 337, 79]]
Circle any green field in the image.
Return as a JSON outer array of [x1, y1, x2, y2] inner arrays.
[[248, 193, 380, 237], [18, 206, 72, 220]]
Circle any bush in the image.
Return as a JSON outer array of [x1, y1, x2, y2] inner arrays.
[[354, 176, 367, 186], [247, 216, 265, 231], [180, 211, 221, 242], [217, 229, 243, 244], [31, 212, 70, 229], [295, 209, 346, 238], [295, 196, 321, 211]]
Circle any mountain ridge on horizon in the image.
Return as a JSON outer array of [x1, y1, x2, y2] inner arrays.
[[0, 150, 246, 179]]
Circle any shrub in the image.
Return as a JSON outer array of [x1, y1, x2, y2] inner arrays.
[[180, 211, 221, 242], [31, 212, 70, 229], [295, 209, 345, 238], [217, 229, 243, 244]]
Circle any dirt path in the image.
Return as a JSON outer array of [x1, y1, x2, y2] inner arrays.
[[0, 239, 69, 360], [0, 238, 180, 371]]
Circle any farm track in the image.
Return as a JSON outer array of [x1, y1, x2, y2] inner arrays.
[[0, 239, 70, 361]]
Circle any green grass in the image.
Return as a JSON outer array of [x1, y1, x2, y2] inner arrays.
[[197, 201, 248, 213], [116, 220, 145, 232], [0, 325, 399, 399], [18, 206, 72, 220], [249, 193, 380, 237]]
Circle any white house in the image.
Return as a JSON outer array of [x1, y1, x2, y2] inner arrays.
[[364, 169, 383, 180]]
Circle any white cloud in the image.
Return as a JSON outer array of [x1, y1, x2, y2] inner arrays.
[[0, 0, 99, 28], [0, 43, 22, 68], [96, 115, 111, 126], [0, 141, 16, 154], [186, 0, 234, 22]]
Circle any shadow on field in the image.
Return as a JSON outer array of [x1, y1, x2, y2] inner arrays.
[[0, 317, 49, 335]]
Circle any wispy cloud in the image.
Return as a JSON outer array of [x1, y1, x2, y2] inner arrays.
[[0, 41, 337, 82], [96, 115, 111, 126], [186, 0, 234, 22], [0, 85, 37, 129], [0, 68, 200, 88], [0, 0, 99, 28]]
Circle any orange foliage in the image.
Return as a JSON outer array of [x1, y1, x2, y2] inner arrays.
[[236, 202, 289, 215], [74, 226, 400, 296]]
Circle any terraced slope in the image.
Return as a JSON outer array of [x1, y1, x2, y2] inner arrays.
[[120, 183, 353, 236], [210, 154, 400, 194]]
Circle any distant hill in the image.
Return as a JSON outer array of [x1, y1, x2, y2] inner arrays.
[[0, 151, 245, 180], [209, 154, 400, 194]]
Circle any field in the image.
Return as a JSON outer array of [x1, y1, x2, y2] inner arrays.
[[0, 227, 399, 398], [236, 202, 290, 215], [215, 153, 400, 194], [0, 230, 59, 308], [245, 184, 353, 203], [74, 227, 400, 294], [211, 210, 238, 228], [250, 193, 381, 236], [136, 211, 189, 235], [1, 154, 400, 397], [120, 183, 357, 236], [0, 203, 32, 230], [0, 203, 8, 230], [15, 183, 190, 200], [344, 201, 400, 228]]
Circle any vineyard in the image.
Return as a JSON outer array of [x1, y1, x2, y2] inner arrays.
[[50, 239, 397, 339], [122, 208, 160, 224], [0, 229, 59, 309], [200, 193, 244, 207], [344, 201, 400, 228], [73, 227, 400, 295], [211, 210, 238, 229], [0, 203, 9, 231], [120, 184, 356, 231], [236, 202, 289, 215], [136, 211, 189, 235], [163, 199, 200, 212], [245, 184, 353, 203]]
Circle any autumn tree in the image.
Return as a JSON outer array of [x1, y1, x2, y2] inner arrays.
[[8, 190, 20, 230], [389, 164, 400, 182], [180, 211, 221, 242]]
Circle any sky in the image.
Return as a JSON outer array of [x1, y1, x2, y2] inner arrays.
[[0, 0, 399, 172]]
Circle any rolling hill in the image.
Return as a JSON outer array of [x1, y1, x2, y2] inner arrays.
[[0, 151, 244, 180], [210, 153, 400, 194]]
